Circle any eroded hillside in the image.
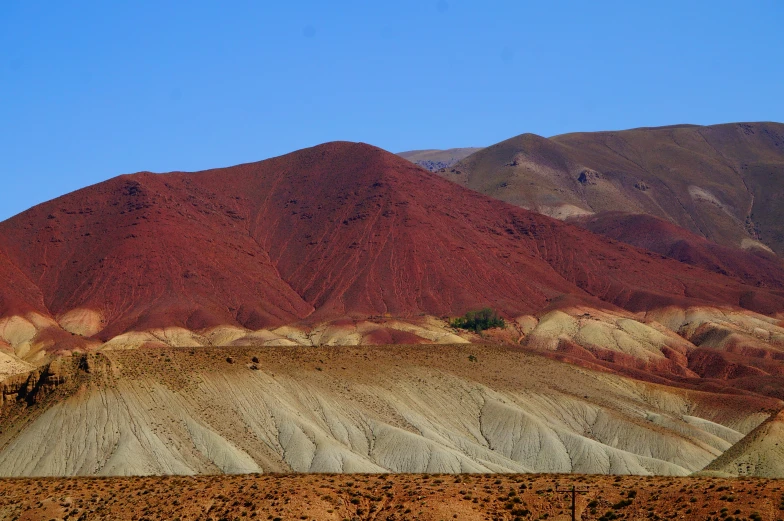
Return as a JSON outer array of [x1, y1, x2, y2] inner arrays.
[[0, 345, 780, 477]]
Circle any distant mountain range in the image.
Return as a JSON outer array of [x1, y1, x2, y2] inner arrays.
[[397, 147, 482, 171], [433, 122, 784, 255]]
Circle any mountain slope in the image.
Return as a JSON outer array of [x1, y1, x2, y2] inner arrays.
[[441, 122, 784, 254], [0, 245, 48, 319], [0, 345, 777, 476], [0, 173, 315, 339], [2, 142, 784, 345], [573, 212, 784, 290], [0, 245, 87, 364], [701, 409, 784, 477]]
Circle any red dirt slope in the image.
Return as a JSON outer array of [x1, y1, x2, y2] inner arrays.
[[574, 212, 784, 290], [1, 142, 783, 339], [0, 245, 48, 318], [0, 174, 315, 338]]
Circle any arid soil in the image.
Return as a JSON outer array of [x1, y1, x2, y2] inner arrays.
[[1, 473, 783, 521], [573, 212, 784, 290]]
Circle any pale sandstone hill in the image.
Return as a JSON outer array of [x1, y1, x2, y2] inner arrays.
[[700, 409, 784, 477], [0, 345, 779, 477], [0, 351, 33, 381]]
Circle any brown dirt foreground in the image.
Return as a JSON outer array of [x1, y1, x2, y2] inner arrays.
[[1, 474, 784, 521]]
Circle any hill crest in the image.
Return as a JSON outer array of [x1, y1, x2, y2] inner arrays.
[[1, 139, 783, 351], [441, 122, 784, 254]]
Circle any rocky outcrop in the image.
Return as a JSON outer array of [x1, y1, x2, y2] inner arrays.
[[0, 354, 109, 407]]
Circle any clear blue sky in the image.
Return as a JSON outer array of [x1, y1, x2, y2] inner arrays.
[[1, 1, 783, 221]]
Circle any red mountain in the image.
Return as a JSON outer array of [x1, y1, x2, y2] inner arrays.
[[573, 212, 784, 290], [1, 142, 783, 340], [0, 245, 48, 319]]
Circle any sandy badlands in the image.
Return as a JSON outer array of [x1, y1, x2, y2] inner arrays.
[[0, 345, 780, 478]]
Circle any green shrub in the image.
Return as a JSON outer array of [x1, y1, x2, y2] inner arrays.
[[450, 308, 505, 332], [612, 499, 633, 509]]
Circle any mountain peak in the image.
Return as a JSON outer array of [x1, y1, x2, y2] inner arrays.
[[1, 139, 783, 345]]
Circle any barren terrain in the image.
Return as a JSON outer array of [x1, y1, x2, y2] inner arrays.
[[1, 473, 783, 521], [1, 133, 784, 484], [0, 345, 781, 478]]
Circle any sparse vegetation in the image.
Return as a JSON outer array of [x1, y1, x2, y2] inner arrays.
[[450, 308, 505, 332], [1, 474, 782, 521], [612, 498, 633, 509]]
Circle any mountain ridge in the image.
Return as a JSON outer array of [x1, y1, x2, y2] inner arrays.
[[2, 141, 784, 348], [441, 121, 784, 254]]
